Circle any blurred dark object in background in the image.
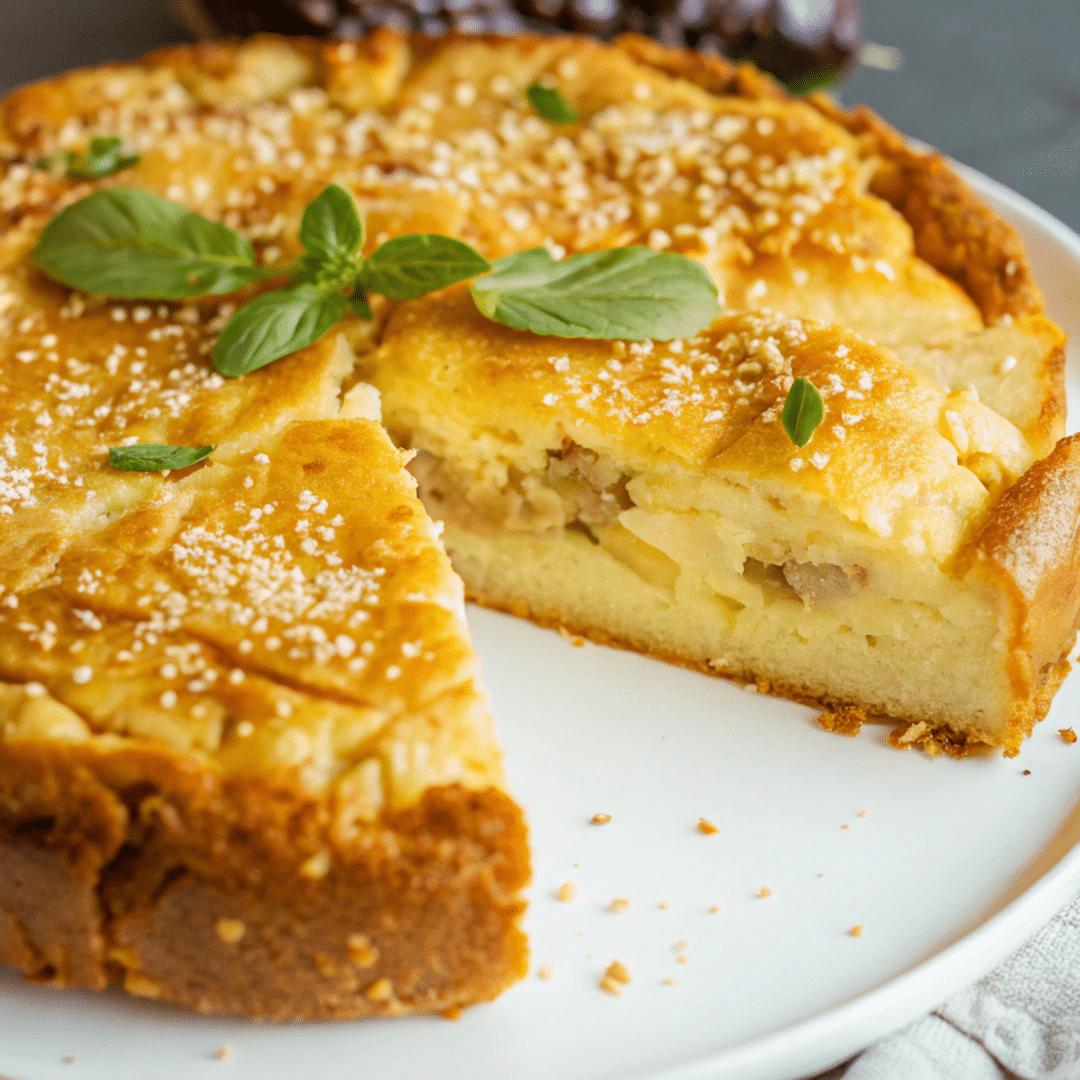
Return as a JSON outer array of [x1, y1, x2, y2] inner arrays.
[[170, 0, 872, 90]]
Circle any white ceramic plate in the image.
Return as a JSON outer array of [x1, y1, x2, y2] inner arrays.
[[2, 168, 1079, 1080]]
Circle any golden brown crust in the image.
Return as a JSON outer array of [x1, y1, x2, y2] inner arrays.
[[804, 96, 1046, 323], [966, 433, 1080, 750], [0, 739, 528, 1018], [612, 32, 1049, 328]]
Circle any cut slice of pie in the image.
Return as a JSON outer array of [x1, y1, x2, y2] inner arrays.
[[368, 288, 1080, 757], [0, 403, 528, 1019]]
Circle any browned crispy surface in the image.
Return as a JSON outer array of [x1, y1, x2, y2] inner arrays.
[[0, 29, 1065, 461], [967, 433, 1080, 750], [807, 95, 1046, 322], [614, 33, 1048, 322], [0, 739, 527, 1018]]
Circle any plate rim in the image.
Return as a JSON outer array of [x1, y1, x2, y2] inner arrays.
[[625, 163, 1080, 1080]]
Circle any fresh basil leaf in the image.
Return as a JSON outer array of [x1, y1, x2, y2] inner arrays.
[[68, 137, 141, 179], [298, 183, 363, 266], [784, 68, 841, 96], [31, 188, 266, 299], [470, 246, 721, 340], [108, 443, 214, 471], [781, 377, 824, 447], [359, 234, 491, 300], [526, 83, 579, 124], [212, 282, 346, 377]]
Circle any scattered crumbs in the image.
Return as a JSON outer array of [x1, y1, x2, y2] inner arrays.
[[858, 811, 867, 818], [213, 1046, 232, 1060], [591, 812, 612, 825], [841, 824, 850, 830], [659, 899, 669, 910], [816, 706, 863, 737], [817, 874, 825, 878], [758, 887, 772, 898], [609, 898, 630, 913], [1023, 770, 1032, 776], [600, 959, 632, 996], [697, 817, 719, 835], [576, 930, 584, 936], [849, 925, 864, 938], [1060, 728, 1077, 744], [673, 940, 687, 952], [663, 977, 677, 985], [63, 1057, 75, 1065], [573, 862, 580, 867], [709, 905, 720, 914], [587, 953, 593, 959], [676, 955, 687, 964], [556, 882, 578, 902], [537, 963, 554, 980]]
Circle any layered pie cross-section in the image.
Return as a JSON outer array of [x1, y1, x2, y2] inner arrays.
[[369, 290, 1080, 757]]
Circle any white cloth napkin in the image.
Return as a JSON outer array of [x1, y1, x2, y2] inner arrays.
[[822, 892, 1080, 1079]]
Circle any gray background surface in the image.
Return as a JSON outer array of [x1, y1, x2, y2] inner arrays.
[[1, 0, 1078, 231]]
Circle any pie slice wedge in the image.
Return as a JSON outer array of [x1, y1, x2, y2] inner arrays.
[[368, 288, 1080, 757], [0, 407, 528, 1019]]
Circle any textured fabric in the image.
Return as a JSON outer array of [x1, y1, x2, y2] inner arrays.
[[831, 892, 1080, 1080]]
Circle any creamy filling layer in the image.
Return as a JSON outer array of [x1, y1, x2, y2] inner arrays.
[[408, 446, 864, 610]]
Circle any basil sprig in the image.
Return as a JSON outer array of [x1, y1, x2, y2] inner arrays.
[[526, 83, 579, 124], [212, 184, 490, 375], [31, 183, 726, 376], [38, 136, 140, 180], [781, 377, 824, 447], [471, 246, 720, 341], [108, 444, 214, 471]]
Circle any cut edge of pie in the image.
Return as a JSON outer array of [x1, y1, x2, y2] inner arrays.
[[369, 292, 1080, 758]]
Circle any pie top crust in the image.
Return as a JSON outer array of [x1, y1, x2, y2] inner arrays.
[[0, 30, 1066, 454]]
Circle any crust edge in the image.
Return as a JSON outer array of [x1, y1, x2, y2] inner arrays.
[[0, 738, 529, 1020]]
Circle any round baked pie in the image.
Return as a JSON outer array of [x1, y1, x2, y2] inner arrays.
[[0, 30, 1077, 1021]]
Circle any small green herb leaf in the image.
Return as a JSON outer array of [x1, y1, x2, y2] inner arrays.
[[108, 443, 214, 471], [212, 282, 346, 377], [359, 234, 491, 300], [784, 68, 841, 96], [38, 137, 140, 180], [470, 246, 721, 340], [526, 83, 579, 124], [32, 188, 266, 298], [781, 377, 825, 447], [70, 136, 141, 179], [298, 183, 363, 266]]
